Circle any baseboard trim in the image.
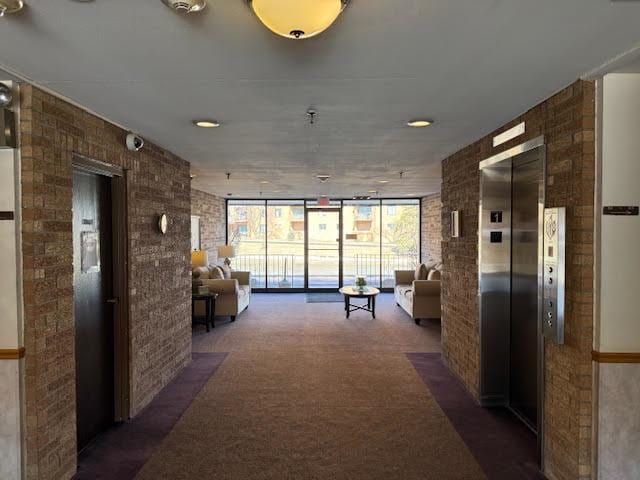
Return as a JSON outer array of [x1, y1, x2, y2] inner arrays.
[[0, 347, 25, 359], [592, 350, 640, 363]]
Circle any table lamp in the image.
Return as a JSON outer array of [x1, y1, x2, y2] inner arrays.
[[217, 245, 235, 267], [191, 250, 208, 268]]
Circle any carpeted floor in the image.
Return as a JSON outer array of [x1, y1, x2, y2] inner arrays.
[[76, 353, 227, 480], [136, 293, 486, 479]]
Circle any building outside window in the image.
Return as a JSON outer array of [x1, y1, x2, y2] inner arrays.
[[227, 199, 420, 290]]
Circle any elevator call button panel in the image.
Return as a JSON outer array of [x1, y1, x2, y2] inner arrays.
[[543, 207, 566, 344]]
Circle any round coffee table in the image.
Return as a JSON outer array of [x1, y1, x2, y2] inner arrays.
[[339, 286, 380, 319]]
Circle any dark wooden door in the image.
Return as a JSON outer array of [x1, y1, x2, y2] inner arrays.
[[73, 169, 115, 451]]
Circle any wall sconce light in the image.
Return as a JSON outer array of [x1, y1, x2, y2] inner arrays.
[[451, 210, 461, 238]]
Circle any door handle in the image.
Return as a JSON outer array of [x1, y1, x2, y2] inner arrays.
[[106, 298, 119, 304]]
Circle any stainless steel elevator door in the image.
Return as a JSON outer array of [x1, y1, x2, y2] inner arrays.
[[509, 158, 541, 430]]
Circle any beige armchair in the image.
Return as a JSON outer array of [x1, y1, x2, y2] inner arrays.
[[192, 266, 251, 321], [394, 266, 441, 325]]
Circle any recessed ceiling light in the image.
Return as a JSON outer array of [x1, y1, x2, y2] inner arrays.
[[368, 190, 377, 193], [260, 181, 269, 184], [193, 120, 220, 128], [407, 119, 433, 128], [378, 180, 389, 184]]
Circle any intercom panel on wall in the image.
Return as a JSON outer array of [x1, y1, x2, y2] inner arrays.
[[543, 207, 566, 344]]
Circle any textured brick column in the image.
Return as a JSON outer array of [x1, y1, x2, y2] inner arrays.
[[19, 84, 192, 479], [421, 193, 442, 264], [191, 189, 226, 265], [440, 80, 596, 480]]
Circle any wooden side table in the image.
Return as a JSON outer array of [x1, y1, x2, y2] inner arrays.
[[192, 292, 218, 332]]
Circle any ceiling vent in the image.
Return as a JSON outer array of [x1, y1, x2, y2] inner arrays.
[[162, 0, 206, 13]]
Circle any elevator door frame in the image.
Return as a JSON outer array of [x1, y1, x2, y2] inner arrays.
[[478, 136, 546, 467]]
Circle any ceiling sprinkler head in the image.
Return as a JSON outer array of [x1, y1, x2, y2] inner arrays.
[[306, 107, 317, 125], [316, 174, 331, 183], [162, 0, 206, 13], [290, 30, 305, 39]]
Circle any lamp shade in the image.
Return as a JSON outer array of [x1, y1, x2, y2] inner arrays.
[[191, 250, 208, 268], [217, 245, 235, 259], [249, 0, 347, 40]]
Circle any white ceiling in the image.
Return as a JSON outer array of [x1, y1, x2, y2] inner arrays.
[[1, 0, 640, 198]]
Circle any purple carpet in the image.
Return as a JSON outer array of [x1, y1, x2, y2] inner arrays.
[[74, 352, 227, 480], [406, 353, 546, 480]]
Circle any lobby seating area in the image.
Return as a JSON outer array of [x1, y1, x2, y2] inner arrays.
[[394, 263, 442, 325], [192, 264, 252, 322]]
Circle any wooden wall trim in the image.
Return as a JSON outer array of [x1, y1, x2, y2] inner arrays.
[[592, 350, 640, 363], [0, 347, 25, 359]]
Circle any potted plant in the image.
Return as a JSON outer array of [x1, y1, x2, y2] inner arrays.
[[355, 276, 367, 292]]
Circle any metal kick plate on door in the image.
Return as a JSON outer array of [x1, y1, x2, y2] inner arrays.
[[543, 207, 566, 344]]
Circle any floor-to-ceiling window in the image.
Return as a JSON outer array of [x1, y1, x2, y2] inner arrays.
[[266, 200, 305, 288], [226, 199, 421, 291], [342, 200, 381, 287], [381, 199, 420, 287], [227, 200, 266, 288]]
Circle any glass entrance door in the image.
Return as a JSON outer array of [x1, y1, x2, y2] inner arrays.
[[306, 209, 341, 289]]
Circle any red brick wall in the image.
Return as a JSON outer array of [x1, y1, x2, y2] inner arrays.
[[421, 193, 442, 264], [440, 80, 595, 480], [19, 85, 192, 479], [191, 189, 226, 265]]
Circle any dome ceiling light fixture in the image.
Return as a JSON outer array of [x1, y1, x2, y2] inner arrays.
[[0, 0, 24, 16], [162, 0, 206, 14], [247, 0, 350, 40]]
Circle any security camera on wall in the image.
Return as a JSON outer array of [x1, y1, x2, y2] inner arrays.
[[126, 132, 144, 152]]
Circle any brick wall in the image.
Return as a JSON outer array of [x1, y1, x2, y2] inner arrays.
[[440, 80, 595, 480], [19, 85, 192, 480], [191, 189, 225, 265], [421, 193, 442, 264]]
